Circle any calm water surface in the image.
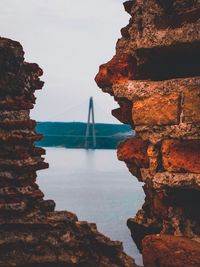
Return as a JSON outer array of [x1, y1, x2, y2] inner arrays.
[[38, 148, 144, 266]]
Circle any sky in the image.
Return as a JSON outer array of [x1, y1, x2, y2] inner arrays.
[[0, 0, 129, 123]]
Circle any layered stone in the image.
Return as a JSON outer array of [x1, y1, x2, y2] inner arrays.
[[0, 37, 137, 267], [128, 1, 200, 50], [95, 0, 200, 266]]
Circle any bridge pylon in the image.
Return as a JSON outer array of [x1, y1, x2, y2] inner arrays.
[[85, 97, 96, 149]]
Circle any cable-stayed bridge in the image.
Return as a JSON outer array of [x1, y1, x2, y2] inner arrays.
[[37, 97, 134, 149]]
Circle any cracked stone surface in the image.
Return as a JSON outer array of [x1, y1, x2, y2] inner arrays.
[[95, 1, 200, 266]]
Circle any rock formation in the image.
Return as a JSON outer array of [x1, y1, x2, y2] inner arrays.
[[95, 0, 200, 266], [0, 37, 137, 267]]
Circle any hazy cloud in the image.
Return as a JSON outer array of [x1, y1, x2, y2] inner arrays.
[[0, 0, 129, 123]]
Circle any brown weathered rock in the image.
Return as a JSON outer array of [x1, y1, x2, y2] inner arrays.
[[95, 0, 200, 265], [151, 172, 200, 190], [118, 138, 149, 167], [142, 235, 200, 267], [118, 138, 149, 178], [0, 37, 137, 267], [183, 86, 200, 123], [112, 98, 133, 126], [95, 54, 136, 92], [132, 93, 180, 126], [162, 139, 200, 173]]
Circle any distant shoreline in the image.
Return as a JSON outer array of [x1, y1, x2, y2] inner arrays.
[[36, 122, 134, 149]]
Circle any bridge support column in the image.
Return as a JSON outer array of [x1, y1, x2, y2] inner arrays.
[[85, 97, 96, 149]]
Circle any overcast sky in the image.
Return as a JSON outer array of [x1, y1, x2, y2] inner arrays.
[[0, 0, 129, 123]]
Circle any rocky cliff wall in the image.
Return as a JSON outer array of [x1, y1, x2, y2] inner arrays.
[[96, 1, 200, 266], [0, 37, 137, 267]]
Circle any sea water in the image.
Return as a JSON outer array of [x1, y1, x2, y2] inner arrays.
[[38, 148, 144, 266]]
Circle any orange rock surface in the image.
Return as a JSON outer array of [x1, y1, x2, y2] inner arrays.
[[95, 54, 136, 89], [118, 138, 149, 168], [95, 0, 200, 266], [162, 139, 200, 173], [132, 93, 181, 126], [143, 235, 200, 267]]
